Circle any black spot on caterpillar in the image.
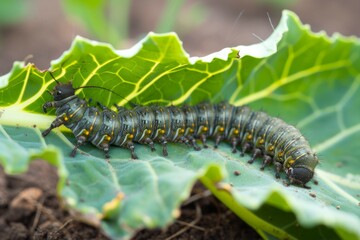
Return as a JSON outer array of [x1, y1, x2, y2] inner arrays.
[[42, 78, 319, 188]]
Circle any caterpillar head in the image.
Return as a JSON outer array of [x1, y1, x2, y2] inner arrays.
[[285, 152, 318, 187], [286, 166, 314, 187], [52, 82, 75, 101]]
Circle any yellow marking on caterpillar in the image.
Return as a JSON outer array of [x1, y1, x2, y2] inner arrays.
[[69, 106, 83, 118], [247, 134, 252, 141], [295, 153, 307, 161], [175, 128, 185, 137], [89, 111, 98, 132]]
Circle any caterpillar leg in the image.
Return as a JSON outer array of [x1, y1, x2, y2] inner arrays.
[[42, 117, 64, 137], [187, 136, 201, 151], [240, 142, 251, 157], [214, 135, 222, 148], [179, 136, 190, 147], [70, 136, 87, 157], [160, 137, 168, 156], [42, 99, 72, 113], [101, 143, 111, 159], [200, 134, 208, 148], [231, 137, 238, 153], [126, 141, 138, 159], [42, 101, 57, 113], [181, 136, 201, 151], [260, 155, 273, 170], [288, 177, 311, 189], [274, 162, 282, 179], [144, 138, 156, 152], [248, 148, 262, 164]]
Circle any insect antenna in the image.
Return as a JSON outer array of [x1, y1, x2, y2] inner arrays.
[[48, 71, 61, 85], [75, 85, 134, 106]]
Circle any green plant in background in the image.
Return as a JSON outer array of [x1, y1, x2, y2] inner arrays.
[[0, 0, 29, 25], [62, 0, 206, 47], [62, 0, 130, 47], [155, 0, 206, 33], [1, 10, 360, 240], [258, 0, 297, 7], [155, 0, 186, 33]]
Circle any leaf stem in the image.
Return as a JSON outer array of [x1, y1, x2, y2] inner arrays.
[[200, 174, 295, 240]]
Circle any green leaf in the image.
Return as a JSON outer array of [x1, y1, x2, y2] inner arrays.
[[1, 10, 360, 240]]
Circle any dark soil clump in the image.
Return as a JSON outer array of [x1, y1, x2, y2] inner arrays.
[[0, 161, 260, 239]]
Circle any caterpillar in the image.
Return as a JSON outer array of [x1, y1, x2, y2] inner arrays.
[[42, 76, 319, 188]]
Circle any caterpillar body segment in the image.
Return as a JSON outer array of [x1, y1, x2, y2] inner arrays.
[[42, 81, 318, 188]]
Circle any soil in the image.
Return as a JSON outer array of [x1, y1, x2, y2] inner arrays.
[[0, 0, 359, 239], [0, 161, 260, 240], [0, 161, 109, 240]]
